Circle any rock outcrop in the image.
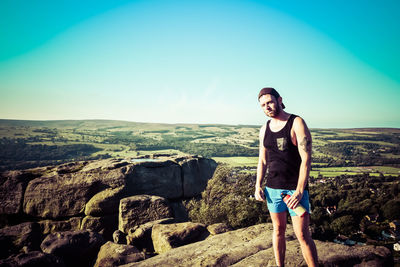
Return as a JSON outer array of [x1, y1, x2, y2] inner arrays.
[[1, 156, 216, 220], [121, 223, 392, 267], [0, 156, 217, 264], [0, 156, 216, 223]]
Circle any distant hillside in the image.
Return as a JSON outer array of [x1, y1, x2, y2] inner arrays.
[[0, 119, 256, 129], [0, 119, 160, 128], [1, 119, 399, 174]]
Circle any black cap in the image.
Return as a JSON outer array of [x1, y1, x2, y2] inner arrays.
[[258, 87, 285, 109]]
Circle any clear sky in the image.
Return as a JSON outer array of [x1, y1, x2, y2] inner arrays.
[[1, 0, 399, 128]]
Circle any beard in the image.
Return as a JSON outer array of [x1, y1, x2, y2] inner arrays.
[[266, 104, 281, 118]]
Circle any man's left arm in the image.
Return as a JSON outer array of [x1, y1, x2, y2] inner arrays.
[[286, 116, 312, 209]]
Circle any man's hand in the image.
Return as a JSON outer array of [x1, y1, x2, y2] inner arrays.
[[286, 191, 303, 209], [255, 186, 265, 201]]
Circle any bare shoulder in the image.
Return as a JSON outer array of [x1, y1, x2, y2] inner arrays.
[[293, 116, 309, 132], [259, 123, 267, 141], [293, 116, 305, 126], [259, 123, 266, 134]]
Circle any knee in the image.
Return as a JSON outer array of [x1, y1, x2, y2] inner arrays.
[[295, 229, 311, 243], [273, 225, 286, 237]]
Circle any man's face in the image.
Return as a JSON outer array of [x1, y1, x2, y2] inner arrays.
[[259, 94, 281, 118]]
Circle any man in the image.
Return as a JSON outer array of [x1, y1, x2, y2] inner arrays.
[[254, 87, 318, 267]]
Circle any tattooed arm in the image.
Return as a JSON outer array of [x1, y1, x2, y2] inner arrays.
[[286, 116, 312, 209]]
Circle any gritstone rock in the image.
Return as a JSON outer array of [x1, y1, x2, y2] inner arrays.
[[94, 241, 145, 267], [151, 222, 208, 254], [40, 229, 105, 267], [119, 195, 173, 234], [0, 251, 65, 267]]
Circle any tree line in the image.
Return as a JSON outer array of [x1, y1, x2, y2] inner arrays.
[[0, 138, 105, 171]]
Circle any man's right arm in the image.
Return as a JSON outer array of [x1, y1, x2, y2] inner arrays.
[[255, 124, 268, 201]]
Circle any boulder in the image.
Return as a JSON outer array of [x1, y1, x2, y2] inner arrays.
[[38, 217, 82, 235], [0, 170, 38, 216], [23, 159, 129, 219], [94, 241, 145, 267], [113, 230, 127, 244], [177, 157, 217, 197], [40, 229, 105, 267], [0, 251, 65, 267], [84, 186, 127, 216], [151, 222, 208, 254], [126, 161, 182, 199], [119, 195, 173, 234], [23, 174, 101, 219], [207, 223, 232, 235], [127, 218, 175, 251], [0, 222, 43, 259], [81, 215, 118, 241]]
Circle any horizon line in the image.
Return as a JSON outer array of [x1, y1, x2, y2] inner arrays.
[[0, 118, 399, 130]]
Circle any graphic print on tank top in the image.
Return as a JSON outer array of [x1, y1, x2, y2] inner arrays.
[[276, 137, 287, 151]]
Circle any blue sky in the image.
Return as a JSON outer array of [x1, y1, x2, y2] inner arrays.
[[1, 0, 399, 128]]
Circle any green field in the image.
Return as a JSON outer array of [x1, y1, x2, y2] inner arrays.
[[311, 166, 400, 178], [213, 157, 258, 167]]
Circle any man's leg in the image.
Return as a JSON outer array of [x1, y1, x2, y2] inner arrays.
[[270, 211, 287, 267], [291, 214, 318, 267]]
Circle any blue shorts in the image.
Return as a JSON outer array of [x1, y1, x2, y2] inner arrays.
[[264, 187, 310, 216]]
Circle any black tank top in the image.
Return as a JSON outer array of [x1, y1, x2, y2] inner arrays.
[[263, 114, 303, 190]]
